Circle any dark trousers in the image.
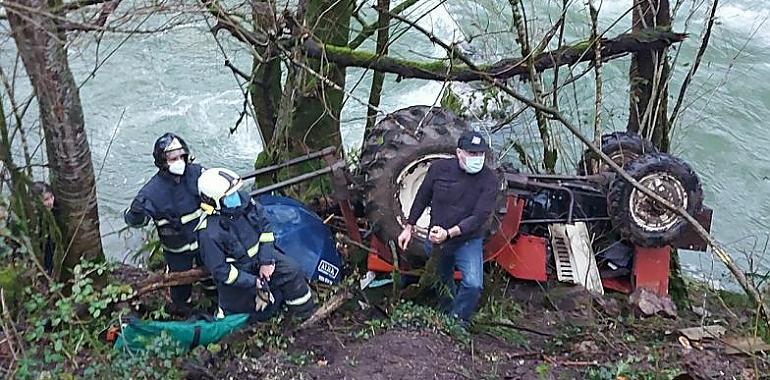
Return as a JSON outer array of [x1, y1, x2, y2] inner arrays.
[[164, 250, 197, 305], [218, 251, 313, 321]]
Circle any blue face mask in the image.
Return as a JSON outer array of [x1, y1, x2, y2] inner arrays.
[[222, 192, 242, 208], [463, 154, 485, 174]]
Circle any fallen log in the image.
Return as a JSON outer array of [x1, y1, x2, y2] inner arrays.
[[128, 268, 210, 301]]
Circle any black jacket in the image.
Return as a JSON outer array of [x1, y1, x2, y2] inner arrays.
[[124, 164, 204, 254], [406, 158, 498, 242], [195, 193, 277, 289]]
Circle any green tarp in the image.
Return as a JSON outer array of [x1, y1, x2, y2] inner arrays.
[[114, 313, 249, 353]]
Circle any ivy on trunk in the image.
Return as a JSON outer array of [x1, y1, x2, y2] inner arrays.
[[7, 0, 105, 278]]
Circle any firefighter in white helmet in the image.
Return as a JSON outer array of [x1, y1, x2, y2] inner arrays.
[[195, 168, 315, 321]]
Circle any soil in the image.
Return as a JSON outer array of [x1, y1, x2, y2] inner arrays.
[[184, 279, 768, 380]]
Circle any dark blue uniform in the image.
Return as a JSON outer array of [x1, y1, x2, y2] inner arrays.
[[124, 163, 204, 304], [195, 193, 313, 321]]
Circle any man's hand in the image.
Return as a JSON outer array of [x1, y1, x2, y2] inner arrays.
[[259, 264, 276, 280], [429, 226, 448, 244], [398, 225, 413, 251]]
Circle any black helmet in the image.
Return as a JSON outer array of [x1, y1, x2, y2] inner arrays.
[[153, 132, 192, 170]]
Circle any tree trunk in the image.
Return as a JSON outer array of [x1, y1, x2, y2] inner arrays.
[[271, 0, 353, 156], [364, 0, 391, 134], [249, 0, 282, 144], [627, 0, 672, 151], [626, 0, 686, 305], [510, 0, 556, 173], [7, 0, 105, 276]]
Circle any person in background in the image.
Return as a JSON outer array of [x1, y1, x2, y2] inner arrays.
[[397, 130, 499, 327], [31, 181, 55, 272], [124, 133, 204, 314]]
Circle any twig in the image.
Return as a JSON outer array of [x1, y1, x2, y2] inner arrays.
[[0, 293, 17, 367], [543, 355, 598, 367], [326, 319, 346, 349], [476, 321, 554, 337], [0, 289, 23, 361], [294, 288, 352, 331], [336, 233, 376, 253], [587, 0, 602, 146], [669, 0, 719, 127], [224, 59, 252, 81]]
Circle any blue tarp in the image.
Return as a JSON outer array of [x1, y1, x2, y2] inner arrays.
[[256, 195, 342, 285]]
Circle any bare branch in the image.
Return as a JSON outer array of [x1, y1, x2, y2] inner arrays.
[[348, 0, 418, 49], [669, 0, 718, 127], [303, 30, 687, 82]]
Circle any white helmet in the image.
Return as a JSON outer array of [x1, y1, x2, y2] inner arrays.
[[198, 168, 244, 210]]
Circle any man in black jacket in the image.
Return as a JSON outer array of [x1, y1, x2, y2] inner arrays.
[[195, 167, 314, 321], [397, 130, 499, 326], [124, 133, 204, 310]]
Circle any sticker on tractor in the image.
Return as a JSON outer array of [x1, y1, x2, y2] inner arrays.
[[318, 260, 339, 279]]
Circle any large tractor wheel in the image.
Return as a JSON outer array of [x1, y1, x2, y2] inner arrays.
[[357, 106, 499, 260], [607, 153, 703, 248], [578, 132, 657, 175]]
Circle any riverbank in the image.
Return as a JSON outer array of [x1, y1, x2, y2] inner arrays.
[[6, 263, 765, 379]]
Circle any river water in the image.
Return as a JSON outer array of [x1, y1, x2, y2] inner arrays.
[[2, 0, 769, 287]]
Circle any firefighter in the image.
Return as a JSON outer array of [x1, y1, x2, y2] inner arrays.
[[124, 133, 204, 311], [195, 168, 315, 321], [397, 130, 499, 327]]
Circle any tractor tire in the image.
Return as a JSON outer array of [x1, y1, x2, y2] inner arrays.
[[577, 132, 657, 175], [357, 106, 500, 260], [607, 152, 703, 248]]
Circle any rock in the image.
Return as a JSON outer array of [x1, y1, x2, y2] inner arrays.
[[575, 340, 599, 353], [548, 286, 592, 313], [628, 289, 677, 318], [678, 325, 726, 341], [723, 337, 770, 355], [593, 295, 621, 317], [691, 306, 712, 318]]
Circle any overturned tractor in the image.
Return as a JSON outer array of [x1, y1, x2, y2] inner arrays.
[[355, 106, 712, 295], [247, 105, 712, 296]]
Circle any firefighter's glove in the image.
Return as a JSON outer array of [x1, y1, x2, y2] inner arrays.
[[255, 278, 275, 312]]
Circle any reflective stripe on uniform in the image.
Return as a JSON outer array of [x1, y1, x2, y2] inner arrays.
[[194, 215, 208, 232], [161, 241, 198, 253], [259, 232, 275, 243], [216, 307, 225, 319], [225, 257, 236, 263], [285, 288, 312, 306], [224, 265, 239, 285], [180, 209, 203, 224], [156, 219, 170, 227], [247, 243, 260, 258]]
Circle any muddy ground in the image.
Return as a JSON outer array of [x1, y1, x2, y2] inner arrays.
[[181, 279, 768, 380]]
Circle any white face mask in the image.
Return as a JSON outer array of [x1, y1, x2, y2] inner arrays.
[[168, 160, 186, 175], [463, 154, 485, 174]]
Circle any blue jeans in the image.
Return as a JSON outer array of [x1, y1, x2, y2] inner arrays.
[[425, 238, 484, 323]]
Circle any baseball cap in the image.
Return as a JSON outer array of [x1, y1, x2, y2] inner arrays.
[[457, 130, 488, 152]]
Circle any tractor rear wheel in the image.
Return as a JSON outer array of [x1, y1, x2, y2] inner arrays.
[[578, 132, 657, 175], [357, 106, 500, 260], [607, 153, 703, 248]]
